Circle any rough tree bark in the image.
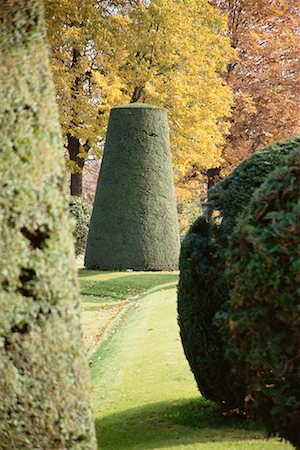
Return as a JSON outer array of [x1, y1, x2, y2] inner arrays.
[[206, 167, 222, 190], [67, 47, 86, 198], [0, 1, 96, 448], [68, 133, 85, 197]]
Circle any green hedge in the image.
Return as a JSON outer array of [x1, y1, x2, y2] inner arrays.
[[69, 196, 92, 256], [207, 136, 300, 241], [178, 217, 246, 408], [178, 137, 299, 410], [0, 3, 95, 448], [85, 104, 180, 271], [225, 150, 300, 447]]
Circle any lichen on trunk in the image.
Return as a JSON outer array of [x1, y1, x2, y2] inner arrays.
[[0, 1, 96, 448]]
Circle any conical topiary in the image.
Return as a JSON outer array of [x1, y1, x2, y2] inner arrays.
[[85, 103, 180, 271], [0, 2, 96, 448]]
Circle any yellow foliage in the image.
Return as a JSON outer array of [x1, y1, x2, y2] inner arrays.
[[46, 0, 233, 187]]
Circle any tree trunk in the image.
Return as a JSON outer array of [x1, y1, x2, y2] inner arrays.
[[71, 170, 84, 196], [130, 86, 145, 103], [68, 134, 85, 197], [0, 1, 96, 448], [206, 167, 222, 190], [205, 167, 222, 221]]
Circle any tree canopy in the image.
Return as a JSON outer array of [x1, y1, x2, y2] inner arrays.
[[214, 0, 300, 169], [46, 0, 233, 194]]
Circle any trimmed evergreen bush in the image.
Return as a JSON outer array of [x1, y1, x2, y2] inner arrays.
[[178, 217, 246, 408], [178, 136, 299, 410], [0, 2, 96, 448], [178, 216, 247, 410], [225, 150, 300, 448], [85, 103, 180, 271], [207, 135, 300, 242], [69, 196, 92, 256]]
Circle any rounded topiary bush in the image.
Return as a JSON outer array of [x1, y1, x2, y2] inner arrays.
[[207, 135, 300, 241], [69, 196, 92, 256], [178, 217, 246, 408], [225, 150, 300, 448], [178, 136, 299, 411]]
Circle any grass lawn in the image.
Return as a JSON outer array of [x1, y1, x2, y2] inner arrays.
[[79, 270, 292, 450]]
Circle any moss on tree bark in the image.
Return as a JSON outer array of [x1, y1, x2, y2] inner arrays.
[[85, 104, 180, 271], [0, 1, 96, 448]]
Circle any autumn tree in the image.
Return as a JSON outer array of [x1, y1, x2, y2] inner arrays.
[[214, 0, 300, 169], [111, 0, 233, 177], [46, 0, 233, 196], [45, 0, 126, 196], [178, 0, 300, 203], [0, 1, 96, 447]]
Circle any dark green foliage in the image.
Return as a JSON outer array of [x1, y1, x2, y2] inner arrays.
[[0, 2, 96, 448], [178, 218, 245, 408], [85, 103, 180, 271], [69, 196, 92, 255], [208, 135, 300, 241], [178, 217, 247, 410], [178, 136, 299, 410], [225, 150, 300, 448]]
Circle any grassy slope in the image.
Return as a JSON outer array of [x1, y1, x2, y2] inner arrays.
[[80, 271, 292, 450], [79, 271, 177, 355]]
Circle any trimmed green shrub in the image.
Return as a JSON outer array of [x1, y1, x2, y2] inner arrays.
[[178, 217, 246, 408], [224, 150, 300, 448], [178, 215, 247, 410], [0, 3, 96, 448], [178, 136, 299, 411], [69, 196, 92, 256], [207, 135, 300, 241], [85, 103, 180, 271]]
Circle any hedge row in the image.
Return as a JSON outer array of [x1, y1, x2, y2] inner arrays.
[[178, 136, 300, 448]]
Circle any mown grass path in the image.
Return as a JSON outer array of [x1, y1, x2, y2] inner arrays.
[[80, 271, 292, 450]]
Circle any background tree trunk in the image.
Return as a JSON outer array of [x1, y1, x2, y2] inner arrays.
[[206, 167, 222, 190], [0, 1, 96, 448], [68, 134, 85, 197]]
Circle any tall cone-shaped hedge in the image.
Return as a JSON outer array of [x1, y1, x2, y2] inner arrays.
[[85, 104, 180, 271], [0, 2, 96, 448]]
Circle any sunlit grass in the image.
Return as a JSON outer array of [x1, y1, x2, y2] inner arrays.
[[79, 269, 178, 299], [80, 272, 292, 450]]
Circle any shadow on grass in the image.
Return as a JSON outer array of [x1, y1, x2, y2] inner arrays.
[[78, 269, 179, 279], [81, 283, 178, 309], [78, 269, 117, 278], [79, 271, 178, 299], [95, 397, 262, 450]]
